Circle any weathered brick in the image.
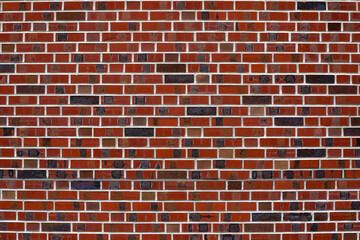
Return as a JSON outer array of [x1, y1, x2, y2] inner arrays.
[[0, 64, 15, 73], [42, 223, 70, 232], [275, 118, 304, 126], [283, 213, 312, 221], [17, 86, 45, 94], [187, 107, 216, 115], [125, 128, 154, 136], [18, 170, 46, 179], [165, 75, 194, 83], [252, 213, 281, 221], [344, 128, 360, 136], [70, 96, 99, 105]]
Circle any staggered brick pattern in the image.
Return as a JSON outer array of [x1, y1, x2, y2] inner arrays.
[[1, 1, 360, 239]]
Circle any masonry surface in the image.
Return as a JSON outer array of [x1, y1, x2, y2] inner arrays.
[[0, 1, 360, 240]]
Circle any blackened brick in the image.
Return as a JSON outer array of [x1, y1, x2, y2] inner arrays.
[[71, 181, 100, 190], [165, 75, 194, 83], [74, 54, 84, 62], [310, 223, 318, 231], [198, 224, 208, 232], [140, 181, 152, 190], [118, 54, 129, 62], [300, 86, 311, 94], [187, 107, 216, 115], [284, 75, 296, 83], [18, 170, 46, 179], [222, 107, 232, 115], [135, 96, 146, 105], [215, 160, 226, 168], [111, 170, 122, 179], [57, 33, 68, 41], [252, 213, 281, 221], [289, 202, 299, 211], [2, 128, 14, 136], [137, 54, 147, 62], [297, 2, 326, 10], [104, 96, 114, 104], [262, 171, 273, 179], [81, 2, 91, 10], [297, 149, 326, 158], [227, 224, 240, 232], [306, 75, 334, 84], [344, 128, 360, 136], [55, 86, 64, 94], [351, 201, 360, 210], [70, 96, 99, 105], [191, 171, 201, 179], [50, 2, 60, 10], [243, 96, 271, 105], [184, 139, 193, 147], [216, 139, 224, 147], [17, 86, 45, 94], [275, 118, 304, 126], [96, 2, 107, 10], [201, 12, 209, 20], [191, 149, 199, 158], [47, 160, 58, 168], [125, 128, 154, 137]]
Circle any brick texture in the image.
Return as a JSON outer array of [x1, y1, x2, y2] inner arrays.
[[1, 1, 360, 239]]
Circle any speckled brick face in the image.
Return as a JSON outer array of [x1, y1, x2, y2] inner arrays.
[[0, 1, 360, 240]]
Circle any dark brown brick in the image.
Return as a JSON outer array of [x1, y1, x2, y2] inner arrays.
[[157, 64, 186, 73], [243, 96, 272, 105], [252, 213, 281, 221], [306, 75, 334, 84], [57, 12, 86, 21], [297, 149, 326, 158], [228, 181, 242, 190], [329, 86, 357, 94], [244, 224, 274, 232], [328, 23, 341, 31]]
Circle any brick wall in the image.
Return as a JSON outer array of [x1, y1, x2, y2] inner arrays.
[[0, 1, 360, 239]]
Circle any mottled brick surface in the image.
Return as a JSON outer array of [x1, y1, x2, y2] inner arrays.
[[0, 1, 360, 239]]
